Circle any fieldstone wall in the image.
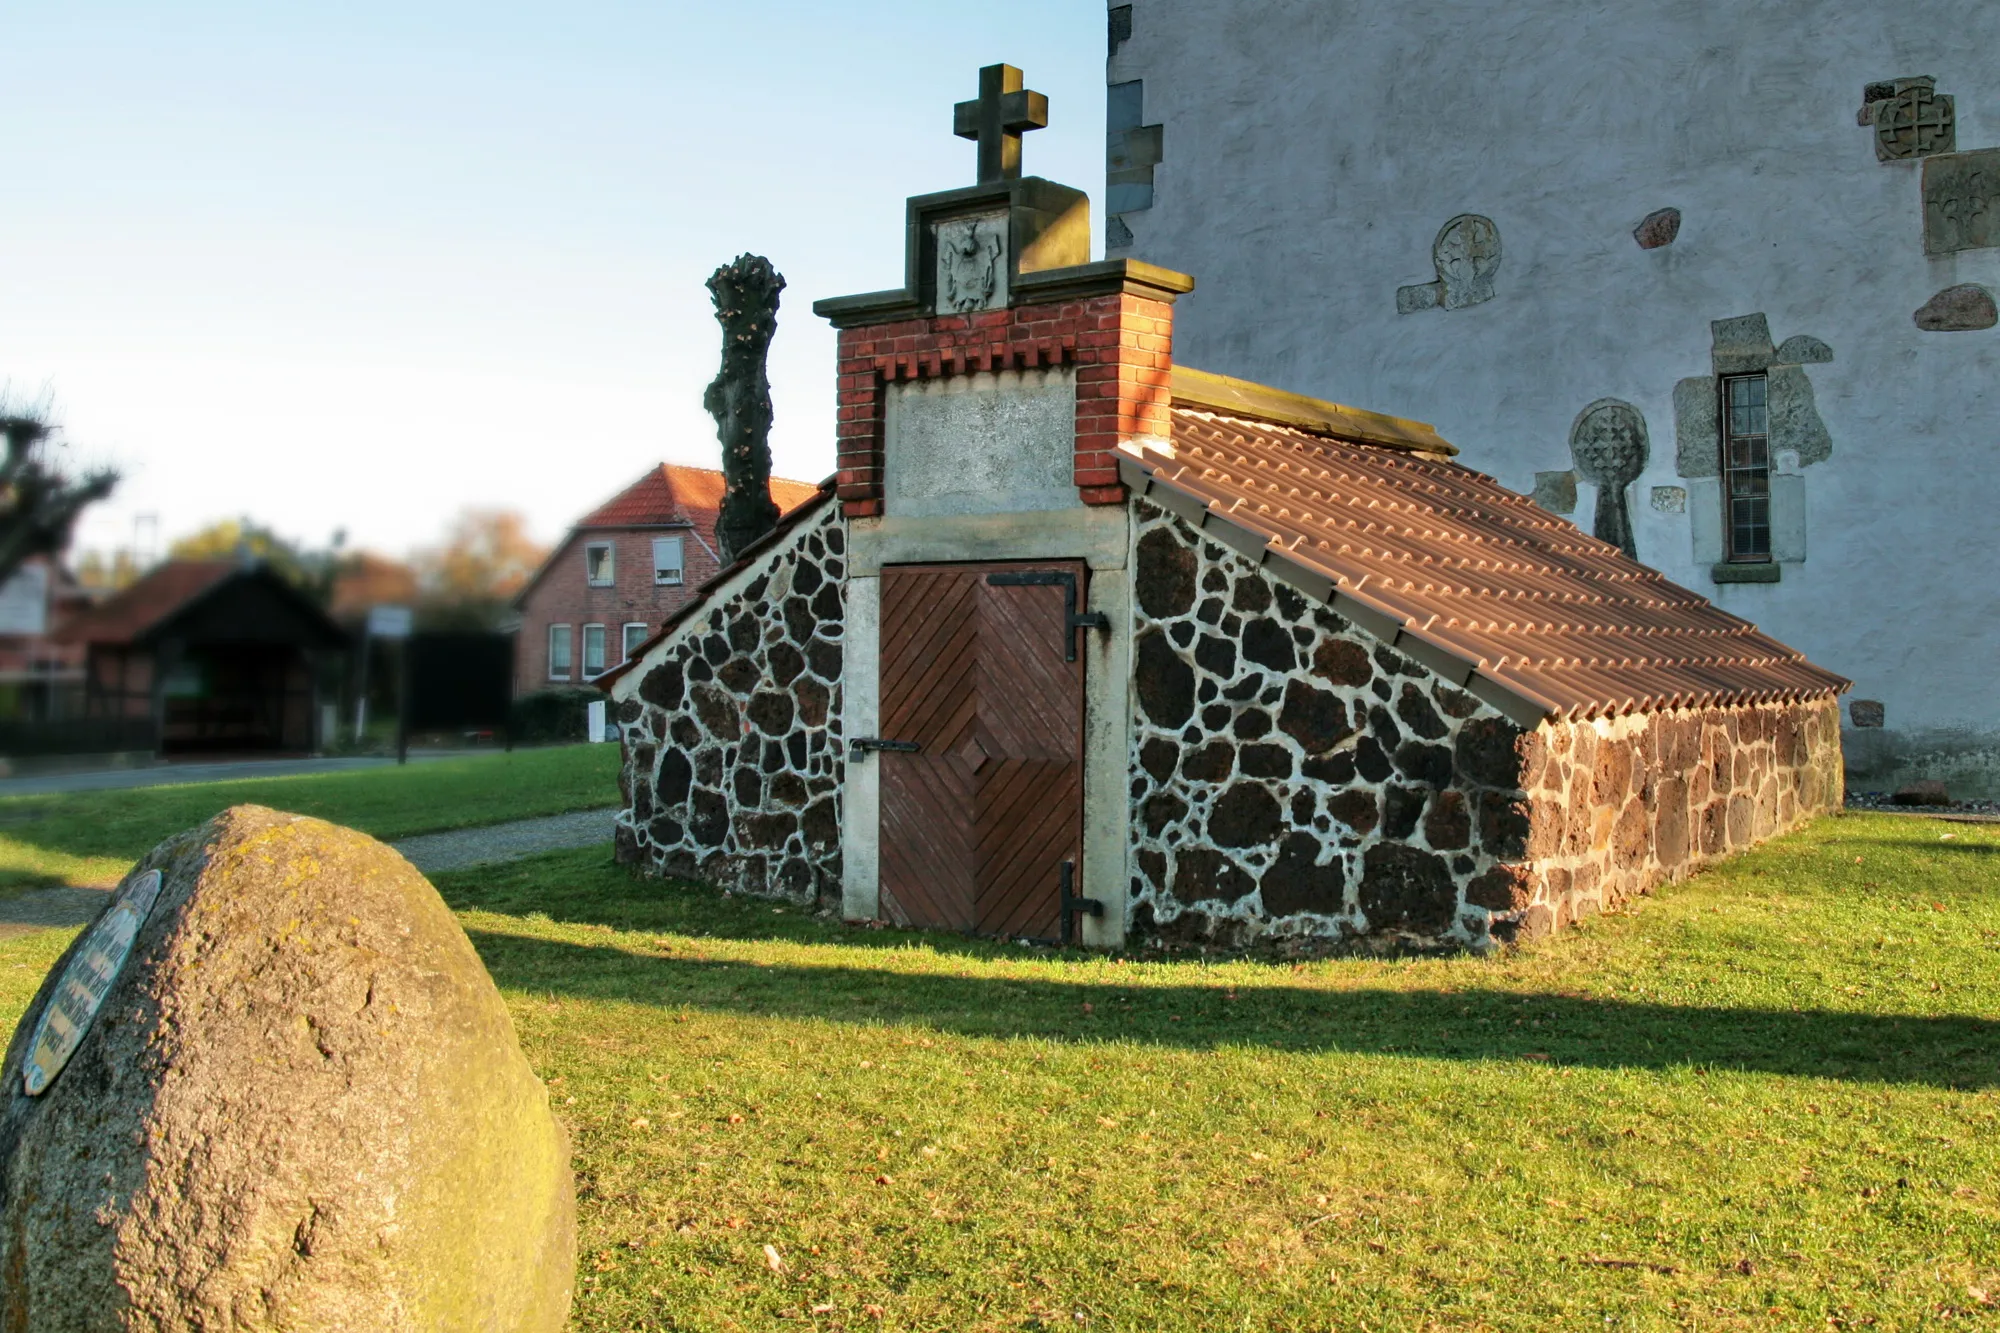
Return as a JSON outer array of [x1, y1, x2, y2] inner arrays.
[[1125, 500, 1845, 952], [1127, 500, 1531, 952], [610, 504, 846, 904], [1488, 697, 1845, 936]]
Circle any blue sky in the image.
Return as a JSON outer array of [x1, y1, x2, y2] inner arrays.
[[0, 2, 1106, 558]]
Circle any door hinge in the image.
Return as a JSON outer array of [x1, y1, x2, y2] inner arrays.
[[985, 569, 1109, 662], [848, 737, 921, 759], [1059, 859, 1102, 946]]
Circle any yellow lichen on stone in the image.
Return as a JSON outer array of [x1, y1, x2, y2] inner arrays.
[[0, 805, 575, 1333]]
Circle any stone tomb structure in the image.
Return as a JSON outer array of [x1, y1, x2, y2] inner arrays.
[[600, 66, 1849, 951]]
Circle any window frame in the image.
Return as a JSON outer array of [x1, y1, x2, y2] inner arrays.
[[652, 535, 685, 586], [547, 623, 573, 680], [584, 540, 616, 587], [581, 623, 607, 679], [1719, 372, 1773, 564], [621, 621, 649, 663]]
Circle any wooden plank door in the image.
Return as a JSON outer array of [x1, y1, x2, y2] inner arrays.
[[877, 562, 1086, 940], [877, 567, 980, 931]]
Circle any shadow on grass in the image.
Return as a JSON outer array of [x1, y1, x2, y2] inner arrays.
[[465, 928, 2000, 1091], [438, 860, 1068, 964], [1869, 840, 2000, 858]]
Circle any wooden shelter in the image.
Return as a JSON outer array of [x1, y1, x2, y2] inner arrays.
[[55, 561, 349, 755]]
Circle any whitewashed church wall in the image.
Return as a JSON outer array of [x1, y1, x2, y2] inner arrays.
[[1108, 1, 2000, 795], [605, 504, 846, 903]]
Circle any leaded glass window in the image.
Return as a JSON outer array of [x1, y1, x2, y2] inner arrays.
[[1722, 374, 1771, 562]]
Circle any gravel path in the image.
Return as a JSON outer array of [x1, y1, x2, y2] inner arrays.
[[390, 807, 618, 873], [1846, 793, 2000, 819], [0, 806, 619, 938]]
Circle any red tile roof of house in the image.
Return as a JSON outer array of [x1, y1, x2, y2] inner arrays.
[[577, 464, 821, 531], [51, 560, 238, 646], [1120, 390, 1849, 724]]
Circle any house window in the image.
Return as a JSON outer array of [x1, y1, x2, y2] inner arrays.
[[547, 624, 573, 679], [1721, 373, 1771, 562], [581, 624, 607, 678], [653, 536, 685, 586], [622, 621, 648, 662], [584, 542, 615, 586]]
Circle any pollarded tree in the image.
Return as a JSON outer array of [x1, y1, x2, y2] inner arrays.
[[705, 254, 786, 564], [0, 407, 117, 588]]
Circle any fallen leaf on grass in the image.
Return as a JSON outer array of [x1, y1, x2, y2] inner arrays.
[[863, 1305, 885, 1319], [1580, 1256, 1680, 1275], [763, 1243, 785, 1273]]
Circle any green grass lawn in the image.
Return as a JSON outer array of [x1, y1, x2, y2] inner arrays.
[[0, 745, 619, 893], [2, 809, 1997, 1330]]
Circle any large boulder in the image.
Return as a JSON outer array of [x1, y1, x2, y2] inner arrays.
[[0, 805, 574, 1332]]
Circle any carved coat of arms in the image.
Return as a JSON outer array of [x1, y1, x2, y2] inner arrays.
[[937, 214, 1007, 313]]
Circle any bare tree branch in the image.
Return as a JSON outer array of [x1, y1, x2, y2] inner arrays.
[[0, 407, 118, 586]]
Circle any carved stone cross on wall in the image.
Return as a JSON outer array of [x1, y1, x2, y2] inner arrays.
[[1876, 81, 1955, 161], [954, 63, 1048, 184]]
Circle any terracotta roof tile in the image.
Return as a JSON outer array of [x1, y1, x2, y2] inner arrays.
[[1122, 406, 1847, 722], [52, 560, 237, 646], [577, 464, 820, 531]]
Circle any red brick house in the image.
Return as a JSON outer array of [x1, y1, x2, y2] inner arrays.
[[512, 464, 819, 697]]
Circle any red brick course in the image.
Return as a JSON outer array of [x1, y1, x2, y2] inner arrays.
[[835, 292, 1175, 515]]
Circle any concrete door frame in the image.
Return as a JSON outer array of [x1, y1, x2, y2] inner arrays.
[[840, 506, 1134, 946]]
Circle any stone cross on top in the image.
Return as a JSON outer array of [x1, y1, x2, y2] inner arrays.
[[954, 63, 1048, 184]]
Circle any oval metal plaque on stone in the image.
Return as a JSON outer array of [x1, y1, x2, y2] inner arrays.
[[21, 868, 162, 1097]]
